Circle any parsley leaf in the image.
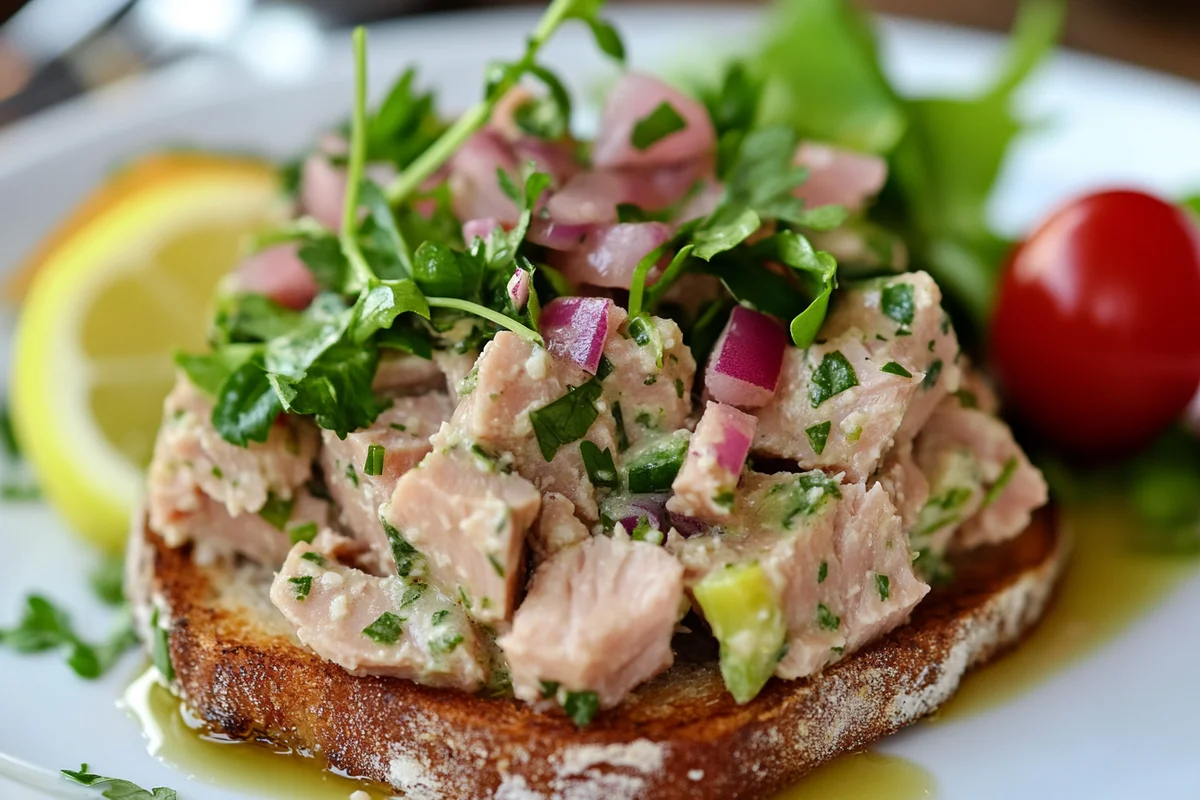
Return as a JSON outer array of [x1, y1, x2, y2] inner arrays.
[[383, 520, 424, 578], [631, 101, 688, 150], [809, 351, 859, 408], [881, 361, 913, 378], [816, 602, 841, 631], [0, 595, 137, 680], [805, 421, 832, 455], [362, 612, 404, 644], [288, 576, 313, 601], [62, 764, 178, 800], [529, 380, 604, 461], [211, 356, 282, 446], [580, 441, 619, 489], [881, 282, 915, 327], [563, 690, 601, 727], [875, 573, 891, 601]]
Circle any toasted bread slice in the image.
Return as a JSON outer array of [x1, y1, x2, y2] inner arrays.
[[127, 508, 1066, 800]]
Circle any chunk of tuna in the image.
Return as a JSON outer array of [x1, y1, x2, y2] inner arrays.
[[147, 376, 318, 534], [820, 272, 962, 442], [667, 402, 756, 523], [752, 338, 924, 483], [320, 393, 453, 571], [914, 398, 1047, 551], [450, 331, 620, 521], [873, 442, 930, 532], [499, 533, 684, 709], [163, 489, 333, 567], [672, 472, 928, 680], [371, 353, 447, 395], [385, 442, 541, 624], [270, 542, 488, 691], [530, 492, 591, 565], [601, 314, 696, 449], [435, 349, 480, 403]]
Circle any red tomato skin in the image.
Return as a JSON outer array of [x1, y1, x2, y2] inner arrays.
[[990, 190, 1200, 455]]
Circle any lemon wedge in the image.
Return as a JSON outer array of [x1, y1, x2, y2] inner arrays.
[[10, 153, 283, 550]]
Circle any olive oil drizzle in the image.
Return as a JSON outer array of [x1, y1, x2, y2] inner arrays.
[[121, 668, 390, 799], [938, 504, 1199, 720]]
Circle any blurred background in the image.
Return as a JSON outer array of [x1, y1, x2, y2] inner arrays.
[[0, 0, 1198, 127]]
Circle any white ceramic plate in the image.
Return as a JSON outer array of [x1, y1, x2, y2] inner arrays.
[[2, 5, 1200, 800]]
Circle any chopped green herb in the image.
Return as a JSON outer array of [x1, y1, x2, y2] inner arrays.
[[611, 401, 630, 452], [363, 443, 386, 476], [805, 421, 832, 455], [628, 314, 664, 370], [630, 101, 687, 150], [389, 422, 408, 431], [816, 603, 840, 631], [61, 764, 178, 800], [922, 359, 944, 390], [817, 561, 828, 584], [714, 490, 736, 510], [982, 457, 1019, 508], [431, 631, 465, 654], [643, 375, 657, 386], [596, 355, 615, 381], [344, 462, 359, 487], [928, 339, 936, 352], [580, 440, 619, 489], [880, 361, 913, 378], [151, 606, 174, 682], [211, 465, 224, 479], [630, 518, 664, 544], [875, 573, 890, 601], [530, 379, 603, 461], [432, 609, 450, 625], [880, 283, 915, 326], [362, 611, 404, 644], [300, 551, 326, 566], [1, 594, 138, 680], [953, 389, 979, 409], [258, 492, 295, 531], [635, 411, 656, 429], [382, 520, 422, 577], [674, 377, 686, 398], [89, 557, 125, 607], [288, 576, 313, 600], [772, 471, 841, 529], [845, 425, 863, 443], [809, 351, 858, 408], [563, 690, 601, 727], [0, 402, 19, 461], [400, 584, 424, 607], [539, 679, 561, 699], [288, 522, 319, 544], [831, 646, 845, 656], [487, 553, 506, 578]]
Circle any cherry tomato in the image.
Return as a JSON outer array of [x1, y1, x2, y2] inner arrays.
[[990, 190, 1200, 455]]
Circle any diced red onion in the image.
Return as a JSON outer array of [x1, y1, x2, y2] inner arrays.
[[667, 511, 709, 538], [449, 130, 521, 225], [507, 269, 530, 311], [706, 306, 789, 408], [697, 401, 758, 474], [463, 217, 500, 244], [546, 171, 627, 226], [793, 142, 888, 211], [526, 217, 590, 251], [232, 245, 318, 310], [607, 494, 669, 532], [538, 296, 613, 374], [592, 73, 717, 170], [553, 222, 673, 290]]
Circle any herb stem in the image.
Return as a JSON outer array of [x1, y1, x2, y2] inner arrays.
[[340, 26, 375, 290], [384, 0, 579, 207], [427, 297, 544, 346], [645, 244, 695, 310], [626, 243, 670, 319]]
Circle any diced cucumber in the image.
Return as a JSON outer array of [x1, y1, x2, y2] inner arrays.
[[623, 430, 690, 494]]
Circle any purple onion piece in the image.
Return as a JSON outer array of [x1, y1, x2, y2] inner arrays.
[[705, 305, 789, 409], [507, 269, 530, 311], [538, 296, 613, 374], [667, 511, 710, 538]]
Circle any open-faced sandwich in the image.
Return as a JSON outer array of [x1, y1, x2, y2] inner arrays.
[[126, 2, 1060, 797]]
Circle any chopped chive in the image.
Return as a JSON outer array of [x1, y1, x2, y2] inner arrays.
[[364, 444, 386, 476]]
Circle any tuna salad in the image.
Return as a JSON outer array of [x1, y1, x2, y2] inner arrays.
[[147, 14, 1048, 724]]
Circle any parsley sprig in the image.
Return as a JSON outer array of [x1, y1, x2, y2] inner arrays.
[[0, 594, 137, 679], [62, 764, 177, 800]]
